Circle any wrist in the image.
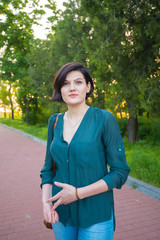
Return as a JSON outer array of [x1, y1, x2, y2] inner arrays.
[[42, 200, 52, 206], [76, 187, 86, 200], [75, 187, 80, 200]]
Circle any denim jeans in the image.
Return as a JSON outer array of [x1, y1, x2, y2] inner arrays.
[[52, 215, 114, 240]]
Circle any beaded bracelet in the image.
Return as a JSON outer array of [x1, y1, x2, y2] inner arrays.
[[75, 187, 80, 200]]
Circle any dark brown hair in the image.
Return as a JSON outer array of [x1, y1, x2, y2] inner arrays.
[[51, 62, 94, 102]]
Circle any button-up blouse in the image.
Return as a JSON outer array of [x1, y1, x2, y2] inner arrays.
[[40, 107, 130, 229]]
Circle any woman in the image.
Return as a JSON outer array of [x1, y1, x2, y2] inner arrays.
[[40, 62, 130, 240]]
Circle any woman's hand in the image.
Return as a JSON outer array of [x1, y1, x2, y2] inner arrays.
[[43, 202, 59, 224], [46, 182, 77, 211]]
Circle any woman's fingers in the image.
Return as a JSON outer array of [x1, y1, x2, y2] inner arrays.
[[46, 182, 65, 203], [43, 205, 52, 222], [52, 198, 62, 211], [46, 192, 60, 203], [51, 211, 59, 223], [43, 202, 60, 224], [54, 181, 64, 187], [51, 211, 55, 224], [55, 211, 59, 222], [46, 182, 76, 211]]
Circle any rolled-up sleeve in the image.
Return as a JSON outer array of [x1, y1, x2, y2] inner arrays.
[[40, 114, 57, 188], [102, 111, 130, 191]]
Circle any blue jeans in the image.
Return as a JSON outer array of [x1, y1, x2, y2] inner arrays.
[[52, 216, 114, 240]]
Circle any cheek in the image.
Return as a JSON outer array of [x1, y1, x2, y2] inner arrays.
[[60, 89, 67, 101], [60, 87, 66, 96], [81, 86, 89, 95]]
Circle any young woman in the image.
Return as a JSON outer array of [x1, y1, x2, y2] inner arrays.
[[40, 62, 130, 240]]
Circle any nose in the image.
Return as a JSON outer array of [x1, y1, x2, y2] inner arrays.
[[69, 82, 76, 91]]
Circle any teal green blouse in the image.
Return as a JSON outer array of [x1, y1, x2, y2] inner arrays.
[[40, 107, 130, 229]]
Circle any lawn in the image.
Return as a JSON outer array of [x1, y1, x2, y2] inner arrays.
[[0, 118, 160, 188], [0, 118, 48, 140], [124, 137, 160, 188]]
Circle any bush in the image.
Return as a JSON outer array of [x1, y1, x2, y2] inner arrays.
[[150, 120, 160, 143], [117, 117, 160, 143], [138, 118, 151, 139], [139, 118, 160, 143], [116, 118, 128, 137]]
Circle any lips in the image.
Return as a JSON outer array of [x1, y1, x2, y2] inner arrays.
[[69, 94, 78, 98]]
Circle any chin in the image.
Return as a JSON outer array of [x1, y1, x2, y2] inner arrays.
[[66, 100, 84, 106]]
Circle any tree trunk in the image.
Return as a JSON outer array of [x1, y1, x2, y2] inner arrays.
[[127, 101, 139, 143], [34, 97, 38, 124], [26, 108, 29, 124], [10, 99, 14, 119], [23, 95, 30, 124], [127, 115, 138, 143], [9, 84, 14, 119], [4, 107, 6, 118]]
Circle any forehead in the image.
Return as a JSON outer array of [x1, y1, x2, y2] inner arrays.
[[65, 70, 84, 81]]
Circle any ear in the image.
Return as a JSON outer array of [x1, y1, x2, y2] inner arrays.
[[86, 82, 91, 93]]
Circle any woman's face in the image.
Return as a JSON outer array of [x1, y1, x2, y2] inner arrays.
[[60, 70, 91, 106]]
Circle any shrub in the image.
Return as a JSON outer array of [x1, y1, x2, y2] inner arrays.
[[116, 118, 128, 137], [117, 117, 160, 143], [139, 118, 160, 143]]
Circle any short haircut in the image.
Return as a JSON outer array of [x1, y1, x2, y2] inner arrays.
[[51, 62, 94, 102]]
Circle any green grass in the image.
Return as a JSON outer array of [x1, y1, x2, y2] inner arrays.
[[1, 118, 160, 188], [0, 118, 48, 140], [124, 137, 160, 188]]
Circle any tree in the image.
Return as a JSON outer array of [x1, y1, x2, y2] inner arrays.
[[0, 80, 10, 117], [0, 0, 45, 121], [79, 0, 160, 142], [17, 39, 55, 124]]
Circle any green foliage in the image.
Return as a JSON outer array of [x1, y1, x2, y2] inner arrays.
[[138, 119, 152, 140], [139, 118, 160, 143], [0, 118, 48, 140], [150, 120, 160, 143], [79, 0, 160, 142], [0, 0, 46, 122], [117, 117, 160, 143], [124, 138, 160, 188], [0, 0, 160, 140], [0, 80, 10, 107], [116, 118, 128, 137]]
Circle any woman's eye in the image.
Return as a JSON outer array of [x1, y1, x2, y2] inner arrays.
[[63, 82, 69, 86], [76, 81, 82, 84]]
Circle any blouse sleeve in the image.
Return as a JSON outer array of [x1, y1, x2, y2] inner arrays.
[[40, 114, 57, 188], [102, 110, 130, 191]]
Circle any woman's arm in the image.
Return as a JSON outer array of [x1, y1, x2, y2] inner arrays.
[[77, 179, 108, 199], [46, 180, 108, 211], [40, 114, 57, 188], [42, 184, 59, 223], [42, 184, 53, 203], [101, 110, 130, 191], [42, 184, 53, 223], [40, 114, 59, 223]]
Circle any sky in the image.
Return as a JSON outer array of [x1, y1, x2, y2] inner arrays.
[[33, 0, 67, 39]]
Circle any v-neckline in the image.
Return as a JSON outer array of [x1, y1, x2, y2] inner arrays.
[[61, 106, 91, 146]]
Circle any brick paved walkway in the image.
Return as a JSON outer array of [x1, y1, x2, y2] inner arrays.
[[0, 124, 160, 240]]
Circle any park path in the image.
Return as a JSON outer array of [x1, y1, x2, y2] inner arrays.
[[0, 124, 160, 240]]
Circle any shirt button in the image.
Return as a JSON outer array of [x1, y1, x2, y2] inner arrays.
[[67, 159, 69, 162], [119, 148, 121, 151]]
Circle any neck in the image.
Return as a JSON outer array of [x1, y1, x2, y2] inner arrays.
[[67, 103, 89, 119]]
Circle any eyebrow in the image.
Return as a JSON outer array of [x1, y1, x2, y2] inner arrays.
[[65, 78, 83, 81]]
